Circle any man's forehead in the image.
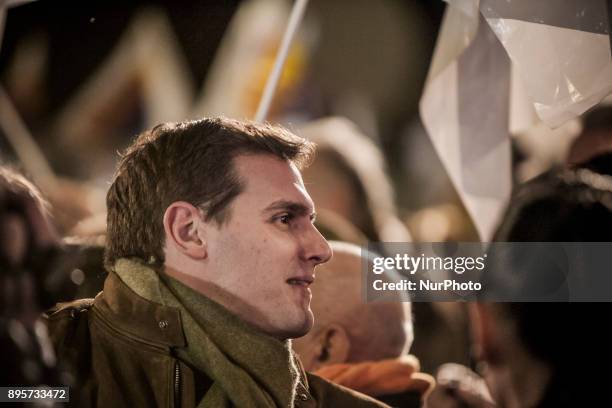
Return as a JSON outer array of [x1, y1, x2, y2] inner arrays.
[[233, 154, 314, 209]]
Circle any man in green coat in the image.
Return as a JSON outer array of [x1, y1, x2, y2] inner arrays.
[[46, 117, 387, 407]]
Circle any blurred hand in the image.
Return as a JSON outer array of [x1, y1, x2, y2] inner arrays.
[[425, 363, 496, 408]]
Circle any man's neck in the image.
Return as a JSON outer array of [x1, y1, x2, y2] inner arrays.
[[163, 265, 286, 341], [163, 265, 242, 313]]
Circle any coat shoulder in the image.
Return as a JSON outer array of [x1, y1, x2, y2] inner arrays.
[[306, 372, 390, 408], [43, 298, 95, 367]]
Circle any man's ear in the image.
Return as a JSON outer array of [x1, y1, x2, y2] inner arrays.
[[468, 303, 503, 365], [163, 201, 207, 260], [311, 324, 350, 370]]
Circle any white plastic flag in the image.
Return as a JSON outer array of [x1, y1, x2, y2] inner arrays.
[[481, 0, 612, 127], [420, 0, 512, 241], [420, 0, 612, 241]]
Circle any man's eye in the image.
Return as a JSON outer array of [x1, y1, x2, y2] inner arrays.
[[278, 214, 293, 224]]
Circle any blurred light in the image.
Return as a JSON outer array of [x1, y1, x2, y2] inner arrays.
[[34, 320, 56, 367], [70, 268, 85, 286], [8, 319, 32, 353], [414, 207, 451, 242]]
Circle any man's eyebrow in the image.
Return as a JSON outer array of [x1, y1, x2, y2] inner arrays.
[[262, 200, 314, 215]]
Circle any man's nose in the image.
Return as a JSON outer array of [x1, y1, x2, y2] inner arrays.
[[304, 224, 332, 265]]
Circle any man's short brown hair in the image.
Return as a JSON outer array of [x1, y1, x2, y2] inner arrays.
[[105, 117, 315, 267]]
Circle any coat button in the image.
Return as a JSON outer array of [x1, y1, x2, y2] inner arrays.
[[158, 320, 169, 329], [298, 393, 309, 401]]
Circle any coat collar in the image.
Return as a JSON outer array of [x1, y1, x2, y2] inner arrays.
[[95, 270, 186, 348]]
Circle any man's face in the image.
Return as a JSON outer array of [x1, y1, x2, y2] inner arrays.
[[205, 154, 332, 340]]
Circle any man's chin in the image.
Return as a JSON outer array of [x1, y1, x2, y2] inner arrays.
[[295, 312, 314, 337], [279, 311, 314, 340]]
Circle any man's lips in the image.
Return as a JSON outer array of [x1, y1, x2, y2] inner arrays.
[[286, 276, 314, 287]]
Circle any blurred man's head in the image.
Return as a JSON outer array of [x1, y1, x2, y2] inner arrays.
[[493, 167, 612, 242], [299, 117, 411, 243], [471, 168, 612, 407], [0, 167, 57, 269], [106, 118, 332, 340], [292, 241, 411, 371], [0, 168, 65, 386]]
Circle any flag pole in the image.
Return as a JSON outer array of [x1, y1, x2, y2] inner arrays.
[[254, 0, 309, 123]]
